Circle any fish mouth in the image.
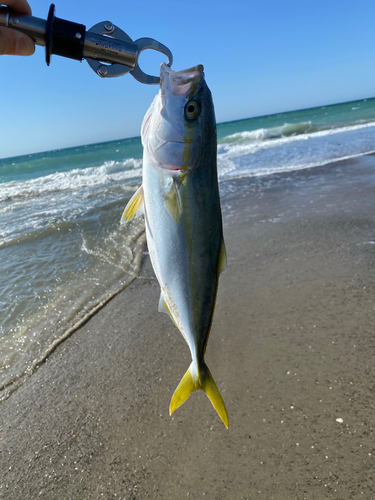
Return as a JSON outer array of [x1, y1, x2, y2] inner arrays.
[[160, 63, 204, 96]]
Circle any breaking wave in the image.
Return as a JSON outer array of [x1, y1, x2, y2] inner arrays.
[[219, 121, 316, 144], [0, 159, 142, 203], [217, 121, 375, 180]]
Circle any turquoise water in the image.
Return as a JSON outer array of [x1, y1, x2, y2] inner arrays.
[[1, 97, 375, 398], [217, 97, 375, 139], [0, 137, 143, 184]]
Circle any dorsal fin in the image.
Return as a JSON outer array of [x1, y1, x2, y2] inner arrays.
[[120, 186, 144, 224]]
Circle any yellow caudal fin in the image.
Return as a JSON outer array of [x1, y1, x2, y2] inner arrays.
[[169, 362, 229, 428], [201, 363, 229, 428], [120, 185, 144, 224], [170, 364, 196, 415]]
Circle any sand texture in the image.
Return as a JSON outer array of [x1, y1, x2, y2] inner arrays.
[[1, 155, 375, 499]]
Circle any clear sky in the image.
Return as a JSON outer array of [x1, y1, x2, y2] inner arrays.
[[1, 0, 375, 158]]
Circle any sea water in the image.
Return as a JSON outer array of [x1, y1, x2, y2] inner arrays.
[[1, 97, 375, 398]]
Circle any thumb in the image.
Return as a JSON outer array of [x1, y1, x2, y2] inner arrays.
[[0, 27, 35, 56]]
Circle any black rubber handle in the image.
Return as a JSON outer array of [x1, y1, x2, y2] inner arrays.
[[45, 4, 85, 66]]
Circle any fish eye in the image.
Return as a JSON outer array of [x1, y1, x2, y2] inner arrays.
[[184, 100, 201, 121]]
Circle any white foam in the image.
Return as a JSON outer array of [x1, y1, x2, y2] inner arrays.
[[0, 158, 143, 203], [217, 121, 375, 180]]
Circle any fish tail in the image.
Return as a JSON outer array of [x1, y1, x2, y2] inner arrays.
[[169, 363, 197, 416], [201, 363, 229, 429], [169, 361, 229, 428]]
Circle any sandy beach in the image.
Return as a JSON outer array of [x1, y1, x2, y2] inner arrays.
[[1, 154, 375, 499]]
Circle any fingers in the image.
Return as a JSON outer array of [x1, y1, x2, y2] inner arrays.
[[0, 26, 35, 56], [5, 0, 32, 16], [0, 1, 34, 55]]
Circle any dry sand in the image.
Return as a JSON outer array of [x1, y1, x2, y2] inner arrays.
[[1, 155, 375, 499]]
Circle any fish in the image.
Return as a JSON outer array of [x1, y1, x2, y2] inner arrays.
[[121, 63, 228, 428]]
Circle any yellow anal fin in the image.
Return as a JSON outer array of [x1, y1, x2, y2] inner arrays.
[[158, 294, 177, 326], [218, 238, 227, 275], [169, 362, 229, 428], [121, 185, 144, 224]]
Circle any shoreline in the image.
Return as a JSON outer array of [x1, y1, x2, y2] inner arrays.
[[1, 154, 375, 498]]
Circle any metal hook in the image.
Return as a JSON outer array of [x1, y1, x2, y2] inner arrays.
[[85, 22, 172, 83], [131, 38, 173, 85]]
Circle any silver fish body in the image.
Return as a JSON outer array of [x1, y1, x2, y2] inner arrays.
[[122, 63, 228, 427]]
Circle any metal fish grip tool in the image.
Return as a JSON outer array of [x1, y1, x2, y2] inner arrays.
[[0, 3, 173, 84]]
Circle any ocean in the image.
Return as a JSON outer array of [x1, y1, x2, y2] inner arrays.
[[1, 97, 375, 399]]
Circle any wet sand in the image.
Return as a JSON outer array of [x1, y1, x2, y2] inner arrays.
[[1, 155, 375, 499]]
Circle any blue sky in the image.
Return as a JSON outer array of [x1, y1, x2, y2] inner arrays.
[[1, 0, 375, 158]]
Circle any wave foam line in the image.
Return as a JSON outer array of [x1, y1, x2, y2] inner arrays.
[[0, 158, 143, 203], [218, 150, 375, 183], [0, 231, 146, 402], [219, 120, 375, 148]]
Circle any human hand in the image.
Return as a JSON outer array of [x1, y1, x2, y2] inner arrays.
[[0, 0, 35, 55]]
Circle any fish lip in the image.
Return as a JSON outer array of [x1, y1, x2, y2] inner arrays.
[[161, 62, 204, 79], [160, 63, 204, 95]]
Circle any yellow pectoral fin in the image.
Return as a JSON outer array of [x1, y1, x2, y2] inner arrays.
[[121, 186, 144, 224], [162, 178, 182, 224]]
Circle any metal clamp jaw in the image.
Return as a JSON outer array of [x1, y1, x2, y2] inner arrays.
[[0, 3, 173, 84]]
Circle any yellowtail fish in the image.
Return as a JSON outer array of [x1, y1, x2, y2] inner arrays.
[[121, 63, 228, 428]]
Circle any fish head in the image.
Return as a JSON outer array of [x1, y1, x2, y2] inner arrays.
[[142, 62, 216, 173]]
